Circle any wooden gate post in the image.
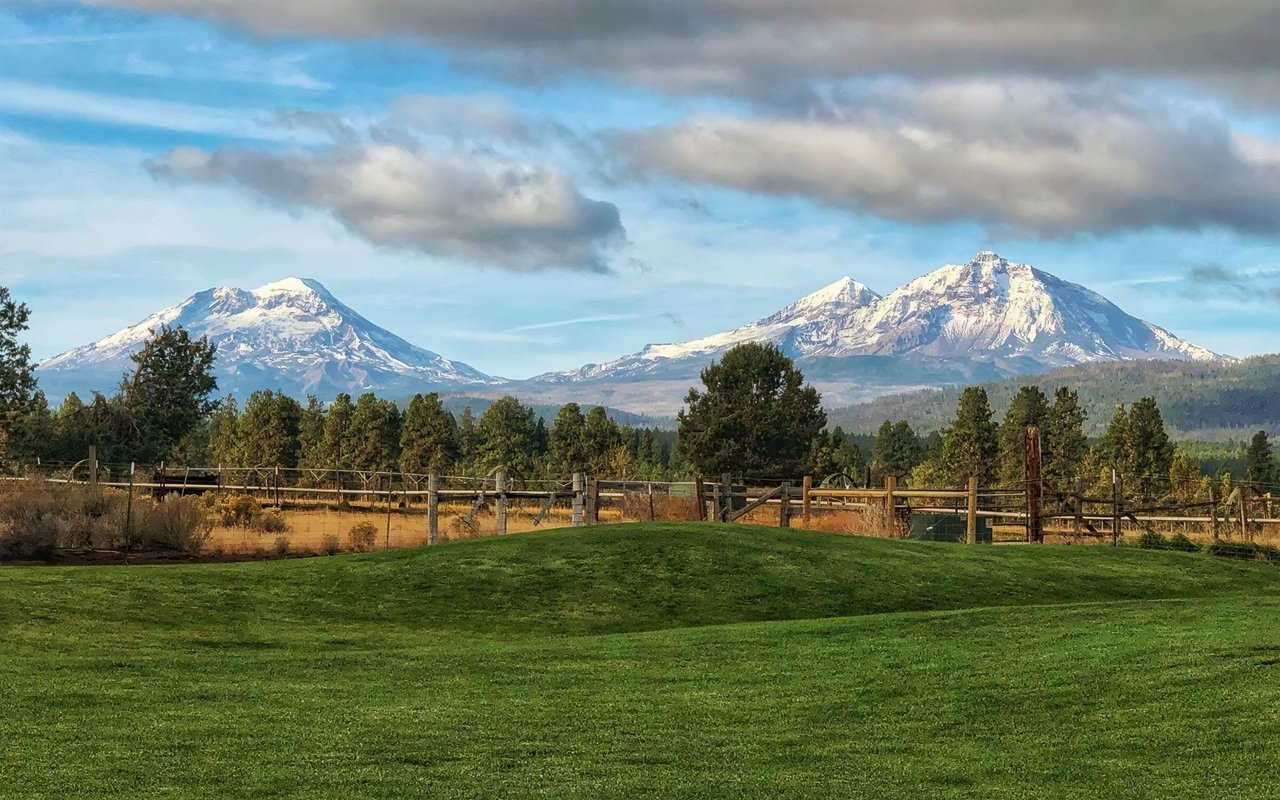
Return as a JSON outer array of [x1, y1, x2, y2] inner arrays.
[[1240, 485, 1251, 541], [720, 473, 732, 523], [694, 477, 707, 522], [88, 446, 98, 489], [1209, 482, 1220, 541], [780, 482, 792, 528], [1111, 470, 1123, 547], [1025, 427, 1043, 544], [586, 476, 600, 525], [884, 475, 897, 536], [647, 482, 656, 522], [572, 472, 585, 526], [496, 470, 509, 536], [427, 474, 440, 545], [966, 476, 978, 545], [802, 475, 812, 527]]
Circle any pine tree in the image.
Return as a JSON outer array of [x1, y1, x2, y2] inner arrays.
[[296, 395, 327, 472], [548, 403, 589, 475], [997, 386, 1049, 488], [457, 406, 479, 474], [1125, 397, 1174, 503], [583, 406, 624, 475], [870, 420, 922, 483], [207, 397, 241, 467], [677, 343, 826, 477], [120, 325, 218, 463], [1044, 387, 1088, 492], [317, 393, 355, 469], [346, 393, 401, 472], [53, 392, 91, 462], [476, 396, 540, 477], [941, 387, 998, 486], [1246, 430, 1276, 486], [238, 391, 302, 468], [0, 285, 37, 462], [399, 393, 458, 475]]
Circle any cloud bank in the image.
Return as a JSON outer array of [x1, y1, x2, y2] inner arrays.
[[80, 1, 1280, 96], [616, 81, 1280, 238]]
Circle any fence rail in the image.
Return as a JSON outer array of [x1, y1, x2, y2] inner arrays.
[[8, 437, 1280, 554]]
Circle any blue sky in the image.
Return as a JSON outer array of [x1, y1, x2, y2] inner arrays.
[[3, 2, 1280, 378]]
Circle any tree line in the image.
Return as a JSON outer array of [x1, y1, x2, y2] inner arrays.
[[1, 281, 1271, 497]]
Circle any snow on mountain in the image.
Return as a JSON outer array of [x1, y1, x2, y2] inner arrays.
[[538, 252, 1223, 385], [36, 277, 496, 399]]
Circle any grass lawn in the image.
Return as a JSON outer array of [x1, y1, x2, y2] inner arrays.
[[2, 524, 1279, 798]]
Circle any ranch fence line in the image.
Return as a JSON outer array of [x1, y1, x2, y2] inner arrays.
[[5, 428, 1278, 555]]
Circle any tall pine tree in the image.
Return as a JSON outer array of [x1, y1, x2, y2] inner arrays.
[[399, 393, 458, 475], [941, 387, 998, 485]]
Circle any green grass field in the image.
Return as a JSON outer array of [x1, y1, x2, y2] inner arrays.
[[3, 524, 1280, 798]]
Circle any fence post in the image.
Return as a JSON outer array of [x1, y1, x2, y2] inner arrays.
[[385, 472, 395, 549], [780, 482, 791, 528], [496, 470, 509, 536], [572, 472, 585, 526], [720, 473, 732, 523], [884, 475, 896, 536], [428, 474, 440, 545], [647, 482, 656, 522], [586, 476, 600, 525], [275, 465, 282, 509], [694, 477, 707, 522], [124, 462, 136, 560], [802, 475, 812, 527], [1240, 485, 1251, 541], [1111, 470, 1122, 547], [1073, 477, 1083, 537], [1209, 483, 1220, 541], [88, 446, 98, 489], [966, 476, 978, 545], [1025, 427, 1043, 544]]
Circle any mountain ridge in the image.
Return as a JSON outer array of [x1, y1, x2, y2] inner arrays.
[[36, 276, 498, 400]]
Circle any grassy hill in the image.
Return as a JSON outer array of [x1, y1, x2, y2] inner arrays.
[[3, 524, 1279, 798], [828, 355, 1280, 439]]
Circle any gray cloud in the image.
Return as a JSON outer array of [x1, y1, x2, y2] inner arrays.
[[78, 1, 1280, 96], [614, 80, 1280, 238], [148, 141, 625, 272], [1185, 264, 1280, 302]]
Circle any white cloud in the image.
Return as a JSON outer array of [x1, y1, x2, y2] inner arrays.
[[0, 78, 280, 139]]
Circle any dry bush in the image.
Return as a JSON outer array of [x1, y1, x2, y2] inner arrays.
[[141, 495, 213, 554], [273, 536, 291, 556], [320, 534, 342, 556], [258, 510, 290, 534], [199, 493, 289, 534], [0, 480, 134, 559], [348, 522, 378, 552]]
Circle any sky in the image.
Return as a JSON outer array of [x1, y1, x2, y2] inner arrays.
[[3, 1, 1280, 379]]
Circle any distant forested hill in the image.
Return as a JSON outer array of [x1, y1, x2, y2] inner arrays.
[[827, 355, 1280, 439]]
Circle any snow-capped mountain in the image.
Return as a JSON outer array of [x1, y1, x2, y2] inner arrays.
[[36, 277, 497, 400], [539, 252, 1221, 386]]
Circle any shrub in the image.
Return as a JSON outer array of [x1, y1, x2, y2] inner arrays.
[[321, 534, 342, 556], [1137, 530, 1167, 550], [142, 495, 213, 554], [1206, 540, 1280, 563], [348, 522, 378, 553], [258, 511, 290, 534], [272, 536, 290, 556], [1167, 533, 1202, 553]]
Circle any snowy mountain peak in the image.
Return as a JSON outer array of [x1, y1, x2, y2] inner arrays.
[[539, 251, 1226, 386], [792, 276, 880, 310], [36, 278, 497, 400], [252, 276, 334, 299]]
